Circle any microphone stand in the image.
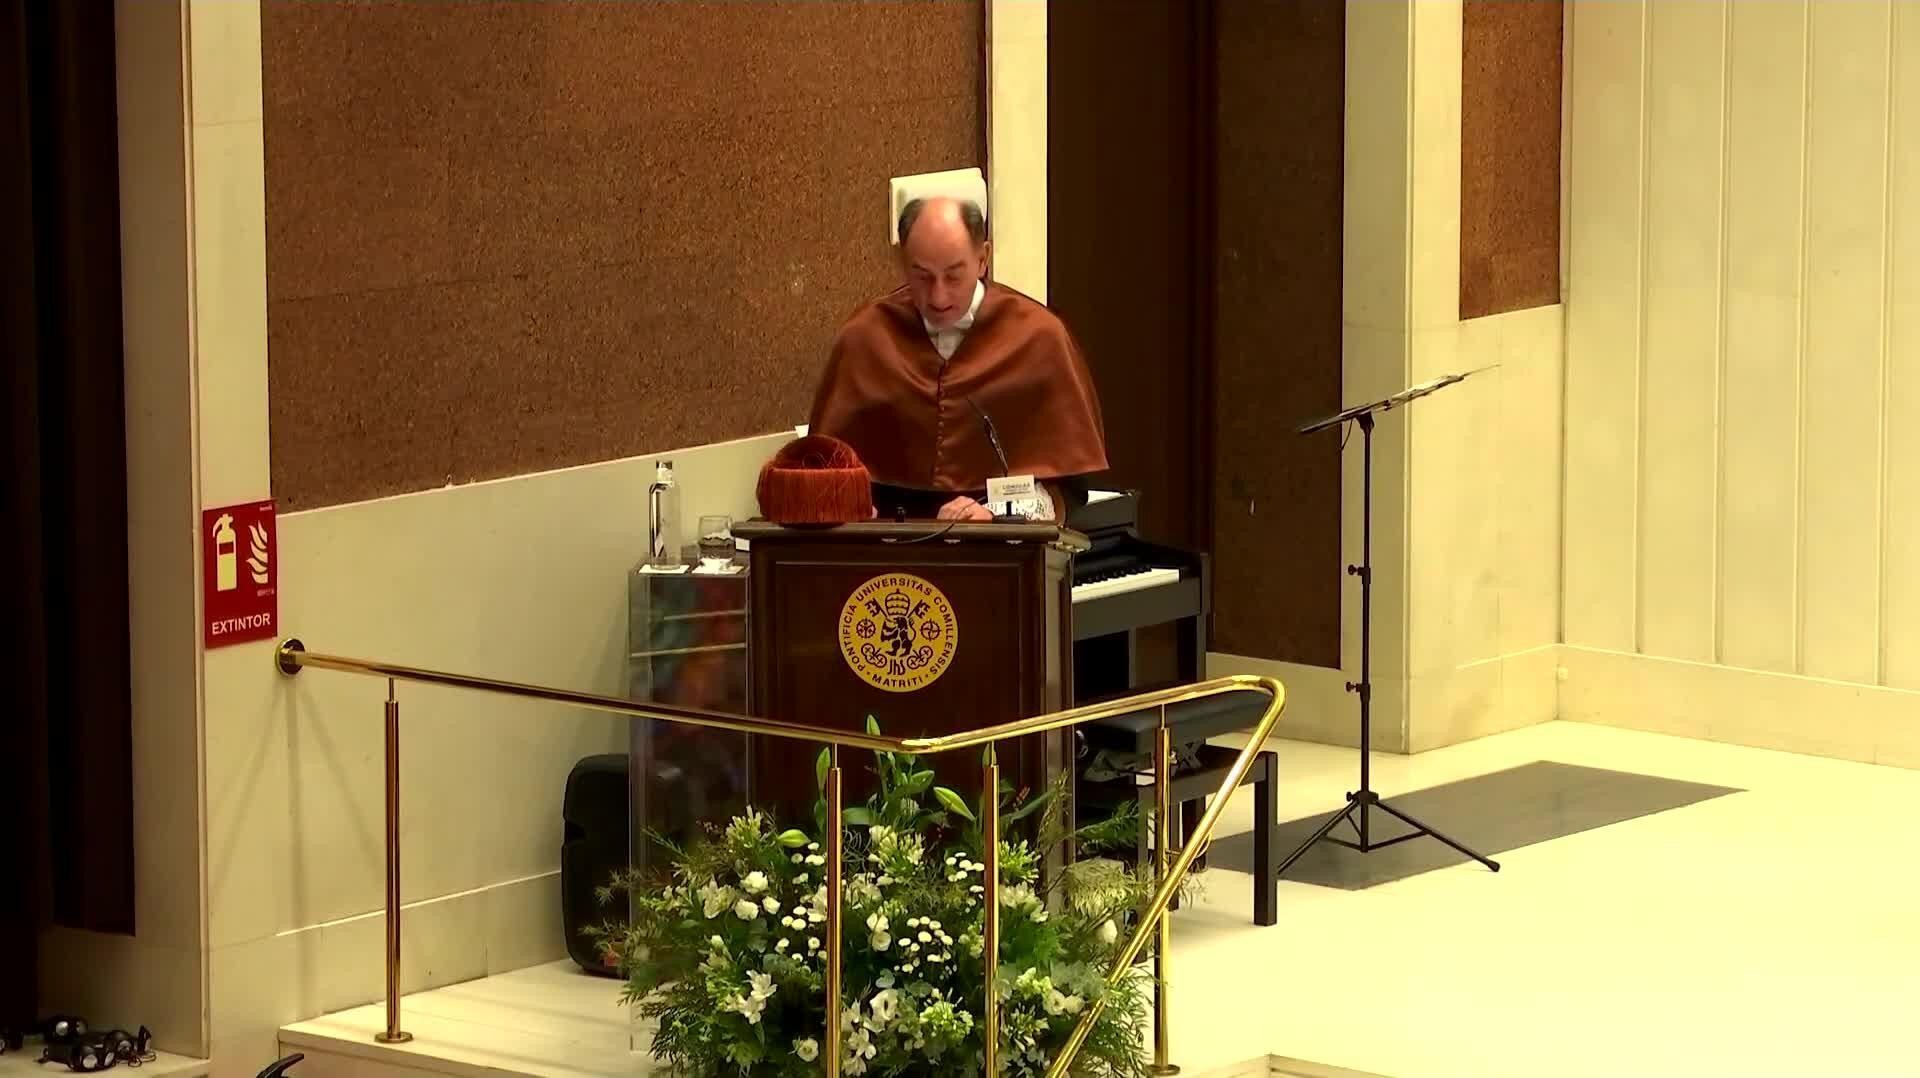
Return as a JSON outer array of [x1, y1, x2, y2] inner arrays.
[[969, 398, 1026, 523], [1276, 368, 1501, 878]]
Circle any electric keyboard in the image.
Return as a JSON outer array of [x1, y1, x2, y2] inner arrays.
[[1065, 490, 1208, 645]]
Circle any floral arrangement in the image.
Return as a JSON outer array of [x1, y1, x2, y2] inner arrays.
[[593, 721, 1163, 1076]]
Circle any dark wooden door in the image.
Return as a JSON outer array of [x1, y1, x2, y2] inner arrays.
[[1048, 0, 1212, 555], [1049, 0, 1345, 670], [1048, 0, 1214, 689]]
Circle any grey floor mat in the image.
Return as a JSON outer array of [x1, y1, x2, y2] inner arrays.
[[1204, 760, 1742, 889]]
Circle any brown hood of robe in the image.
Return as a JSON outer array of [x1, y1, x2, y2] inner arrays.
[[806, 282, 1109, 493]]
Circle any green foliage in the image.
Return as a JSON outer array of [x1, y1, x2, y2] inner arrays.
[[590, 722, 1160, 1077]]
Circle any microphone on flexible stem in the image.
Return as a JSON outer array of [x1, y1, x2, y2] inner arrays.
[[967, 397, 1025, 523]]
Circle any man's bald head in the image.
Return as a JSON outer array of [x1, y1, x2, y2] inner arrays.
[[897, 196, 987, 248], [896, 196, 990, 330]]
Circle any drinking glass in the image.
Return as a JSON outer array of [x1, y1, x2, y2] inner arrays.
[[697, 514, 734, 570]]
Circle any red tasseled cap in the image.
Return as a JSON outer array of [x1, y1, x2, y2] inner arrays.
[[755, 435, 875, 524]]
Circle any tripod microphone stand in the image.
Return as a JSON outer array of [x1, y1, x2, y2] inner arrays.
[[1275, 369, 1501, 878]]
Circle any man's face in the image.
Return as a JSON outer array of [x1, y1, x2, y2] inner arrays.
[[900, 209, 989, 331]]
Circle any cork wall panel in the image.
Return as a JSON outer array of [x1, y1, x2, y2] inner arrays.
[[1461, 0, 1563, 320], [262, 0, 982, 509], [1210, 0, 1345, 667]]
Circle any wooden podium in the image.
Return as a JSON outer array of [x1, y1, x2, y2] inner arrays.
[[732, 521, 1088, 823]]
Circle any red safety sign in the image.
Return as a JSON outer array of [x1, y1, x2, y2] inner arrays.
[[203, 499, 277, 648]]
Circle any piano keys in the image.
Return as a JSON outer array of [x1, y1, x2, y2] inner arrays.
[[1072, 564, 1182, 603]]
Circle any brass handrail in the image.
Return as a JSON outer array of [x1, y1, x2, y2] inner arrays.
[[274, 638, 1286, 1077]]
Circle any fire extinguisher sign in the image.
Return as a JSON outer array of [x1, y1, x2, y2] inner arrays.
[[202, 499, 278, 648]]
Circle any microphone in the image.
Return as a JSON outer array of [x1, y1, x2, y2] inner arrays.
[[966, 398, 1024, 522], [968, 397, 1011, 477]]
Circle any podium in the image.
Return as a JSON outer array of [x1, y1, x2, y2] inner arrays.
[[732, 520, 1088, 822]]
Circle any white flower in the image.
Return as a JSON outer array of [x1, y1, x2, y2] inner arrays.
[[1098, 919, 1119, 945], [709, 934, 724, 948], [729, 992, 767, 1024], [877, 875, 894, 886], [845, 1028, 877, 1071], [762, 897, 781, 914], [746, 970, 776, 1001], [791, 854, 804, 864], [776, 938, 790, 953], [741, 871, 768, 894], [807, 842, 821, 852], [1045, 989, 1078, 1016], [805, 854, 827, 866], [808, 937, 821, 951], [866, 912, 889, 933], [868, 988, 900, 1024], [917, 931, 932, 944], [845, 876, 882, 906], [871, 930, 891, 951], [699, 880, 733, 919], [733, 898, 759, 920], [795, 873, 808, 884], [794, 1038, 819, 1063]]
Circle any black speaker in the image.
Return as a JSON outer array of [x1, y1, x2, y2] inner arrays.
[[560, 754, 629, 977]]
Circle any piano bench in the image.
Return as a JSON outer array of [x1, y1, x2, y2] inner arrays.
[[1078, 743, 1279, 927]]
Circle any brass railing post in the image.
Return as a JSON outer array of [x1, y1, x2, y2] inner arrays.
[[376, 678, 411, 1045], [825, 745, 843, 1078], [981, 746, 1001, 1077], [1046, 687, 1283, 1078], [1151, 710, 1177, 1075]]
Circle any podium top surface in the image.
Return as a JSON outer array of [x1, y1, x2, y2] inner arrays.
[[733, 519, 1090, 553]]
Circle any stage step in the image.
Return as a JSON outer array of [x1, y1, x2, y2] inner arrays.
[[279, 961, 652, 1077], [278, 961, 1376, 1078]]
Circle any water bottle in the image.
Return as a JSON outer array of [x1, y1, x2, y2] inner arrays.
[[647, 460, 681, 569]]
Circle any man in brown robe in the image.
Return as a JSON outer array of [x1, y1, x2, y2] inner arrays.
[[807, 196, 1108, 521]]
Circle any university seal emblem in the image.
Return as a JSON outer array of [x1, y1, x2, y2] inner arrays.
[[838, 573, 959, 693]]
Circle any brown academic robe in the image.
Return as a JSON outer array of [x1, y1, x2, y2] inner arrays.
[[807, 282, 1108, 514]]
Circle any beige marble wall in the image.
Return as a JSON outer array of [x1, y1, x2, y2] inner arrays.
[[989, 0, 1047, 299], [1561, 0, 1920, 765]]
